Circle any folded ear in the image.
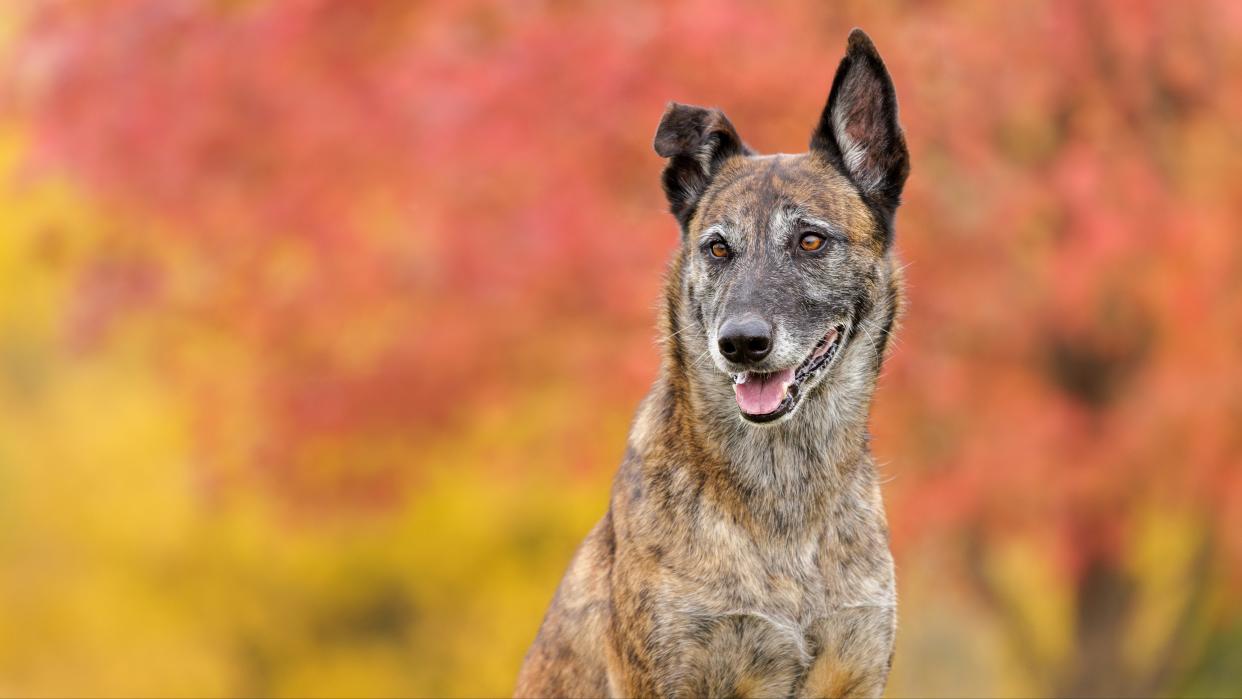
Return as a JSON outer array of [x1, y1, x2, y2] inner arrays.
[[811, 29, 909, 231], [654, 102, 751, 231]]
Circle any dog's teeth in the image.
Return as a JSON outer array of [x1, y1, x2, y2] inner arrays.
[[732, 372, 747, 385]]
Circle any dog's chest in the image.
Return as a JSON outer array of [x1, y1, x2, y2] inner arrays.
[[644, 512, 895, 697]]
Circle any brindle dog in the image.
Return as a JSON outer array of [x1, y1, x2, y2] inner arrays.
[[516, 29, 909, 698]]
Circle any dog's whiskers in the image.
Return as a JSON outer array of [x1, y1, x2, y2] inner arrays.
[[858, 320, 882, 357], [658, 318, 701, 344], [689, 346, 715, 371]]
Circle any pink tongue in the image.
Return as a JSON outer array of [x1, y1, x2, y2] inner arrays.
[[733, 368, 795, 415]]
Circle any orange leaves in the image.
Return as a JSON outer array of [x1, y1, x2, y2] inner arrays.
[[7, 2, 1242, 562]]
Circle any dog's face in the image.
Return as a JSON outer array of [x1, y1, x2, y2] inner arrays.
[[654, 30, 909, 425], [684, 155, 884, 424]]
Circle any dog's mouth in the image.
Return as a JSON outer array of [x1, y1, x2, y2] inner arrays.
[[729, 324, 847, 423]]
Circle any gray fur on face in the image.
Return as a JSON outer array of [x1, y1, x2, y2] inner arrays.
[[683, 154, 886, 429]]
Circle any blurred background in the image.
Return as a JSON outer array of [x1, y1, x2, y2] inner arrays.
[[1, 1, 1240, 697]]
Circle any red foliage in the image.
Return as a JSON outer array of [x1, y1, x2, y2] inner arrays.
[[9, 0, 1242, 576]]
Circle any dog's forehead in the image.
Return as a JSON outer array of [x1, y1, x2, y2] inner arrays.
[[694, 154, 877, 246]]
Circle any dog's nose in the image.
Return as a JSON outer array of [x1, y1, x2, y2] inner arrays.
[[718, 315, 773, 364]]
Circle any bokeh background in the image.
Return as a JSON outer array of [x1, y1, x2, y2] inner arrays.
[[1, 1, 1240, 697]]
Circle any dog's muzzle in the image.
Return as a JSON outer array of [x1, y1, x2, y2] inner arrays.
[[730, 323, 847, 423]]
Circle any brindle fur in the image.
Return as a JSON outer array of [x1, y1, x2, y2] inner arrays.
[[516, 30, 909, 698]]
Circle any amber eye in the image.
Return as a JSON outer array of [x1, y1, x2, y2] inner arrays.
[[799, 232, 826, 252], [709, 241, 730, 258]]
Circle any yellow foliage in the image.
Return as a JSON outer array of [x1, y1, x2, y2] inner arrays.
[[0, 133, 615, 695]]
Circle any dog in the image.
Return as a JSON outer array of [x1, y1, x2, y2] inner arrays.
[[515, 29, 909, 698]]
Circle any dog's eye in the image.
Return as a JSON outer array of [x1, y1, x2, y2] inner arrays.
[[709, 242, 730, 259], [799, 232, 826, 252]]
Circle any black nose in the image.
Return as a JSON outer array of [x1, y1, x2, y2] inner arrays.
[[717, 315, 773, 364]]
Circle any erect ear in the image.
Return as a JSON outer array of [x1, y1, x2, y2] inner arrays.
[[811, 29, 909, 231], [653, 102, 751, 231]]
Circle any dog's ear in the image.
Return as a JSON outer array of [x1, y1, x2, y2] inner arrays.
[[654, 102, 750, 231], [810, 29, 909, 229]]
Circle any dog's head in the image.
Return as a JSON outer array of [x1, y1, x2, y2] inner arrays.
[[655, 29, 908, 425]]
